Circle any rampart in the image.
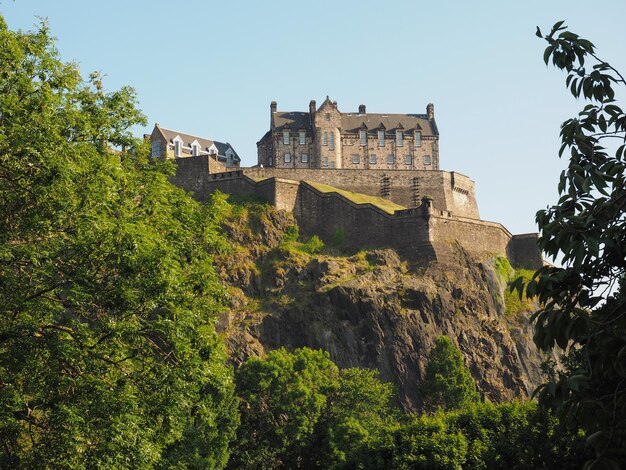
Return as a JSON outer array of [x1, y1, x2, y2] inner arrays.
[[243, 167, 480, 219], [185, 170, 542, 269]]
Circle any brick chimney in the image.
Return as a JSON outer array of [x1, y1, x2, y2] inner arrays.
[[427, 103, 434, 120], [309, 99, 316, 125], [359, 104, 366, 114], [270, 101, 277, 129]]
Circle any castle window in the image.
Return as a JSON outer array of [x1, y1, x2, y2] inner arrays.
[[378, 130, 385, 147], [360, 130, 367, 146], [405, 155, 413, 165], [151, 140, 161, 158], [329, 133, 335, 150], [323, 132, 328, 146], [174, 140, 181, 158], [325, 113, 331, 121], [323, 156, 329, 168], [387, 154, 395, 164], [369, 154, 377, 164], [330, 161, 336, 168], [284, 153, 291, 163], [424, 154, 431, 165], [396, 130, 403, 147], [414, 131, 422, 147], [268, 157, 273, 166], [192, 143, 200, 157], [283, 130, 290, 145], [301, 154, 309, 163], [299, 130, 306, 145], [352, 154, 360, 164]]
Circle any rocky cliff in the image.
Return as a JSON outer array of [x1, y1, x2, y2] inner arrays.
[[214, 199, 544, 411]]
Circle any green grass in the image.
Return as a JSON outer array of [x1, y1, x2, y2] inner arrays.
[[306, 181, 406, 214], [492, 256, 538, 316]]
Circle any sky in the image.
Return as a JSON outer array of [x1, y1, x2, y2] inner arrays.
[[2, 0, 625, 235]]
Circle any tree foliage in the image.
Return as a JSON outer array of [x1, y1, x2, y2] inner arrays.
[[419, 336, 480, 412], [0, 16, 238, 468], [230, 348, 399, 469], [514, 21, 626, 468]]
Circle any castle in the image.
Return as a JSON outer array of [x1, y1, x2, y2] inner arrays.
[[160, 98, 542, 269], [257, 97, 439, 170]]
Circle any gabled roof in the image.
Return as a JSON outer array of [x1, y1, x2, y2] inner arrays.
[[154, 125, 240, 160]]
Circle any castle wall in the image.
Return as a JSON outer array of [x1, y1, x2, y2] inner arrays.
[[244, 168, 479, 219]]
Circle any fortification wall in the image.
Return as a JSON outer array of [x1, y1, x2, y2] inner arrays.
[[243, 168, 479, 219]]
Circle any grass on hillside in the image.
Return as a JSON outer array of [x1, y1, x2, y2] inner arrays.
[[306, 181, 406, 214], [492, 256, 538, 316]]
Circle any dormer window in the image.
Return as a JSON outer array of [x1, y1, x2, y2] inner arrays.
[[191, 141, 200, 157], [396, 130, 403, 147], [173, 137, 182, 158], [299, 130, 306, 145], [378, 130, 385, 147], [414, 131, 422, 147], [360, 129, 367, 146], [283, 130, 290, 145]]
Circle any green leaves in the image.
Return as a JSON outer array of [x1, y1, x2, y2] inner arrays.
[[528, 21, 626, 469], [0, 17, 238, 468]]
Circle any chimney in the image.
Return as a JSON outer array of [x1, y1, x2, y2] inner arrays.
[[358, 104, 366, 114], [332, 100, 337, 109], [427, 103, 434, 120], [270, 101, 277, 129], [309, 99, 316, 124]]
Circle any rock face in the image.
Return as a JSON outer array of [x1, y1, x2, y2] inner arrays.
[[215, 204, 544, 411]]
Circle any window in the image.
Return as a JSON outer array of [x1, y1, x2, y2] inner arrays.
[[396, 130, 403, 147], [325, 113, 331, 121], [330, 161, 335, 168], [323, 156, 329, 168], [405, 154, 413, 165], [329, 133, 335, 150], [192, 143, 199, 157], [299, 130, 306, 145], [323, 132, 328, 146], [369, 154, 377, 164], [284, 153, 291, 163], [360, 129, 367, 146], [268, 157, 273, 166], [424, 154, 431, 165], [151, 140, 161, 158], [174, 140, 181, 157], [352, 154, 360, 164], [387, 154, 395, 164], [301, 154, 309, 163], [378, 130, 385, 146], [414, 131, 422, 147], [283, 130, 290, 145]]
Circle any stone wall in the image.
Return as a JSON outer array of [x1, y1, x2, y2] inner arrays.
[[244, 168, 479, 219]]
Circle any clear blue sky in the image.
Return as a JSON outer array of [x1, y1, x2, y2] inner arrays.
[[2, 0, 625, 235]]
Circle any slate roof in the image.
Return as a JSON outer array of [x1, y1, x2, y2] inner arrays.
[[155, 126, 240, 161], [340, 113, 435, 136], [270, 110, 436, 136]]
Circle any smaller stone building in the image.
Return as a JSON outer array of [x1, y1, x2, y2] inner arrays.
[[257, 97, 439, 171], [149, 124, 241, 168]]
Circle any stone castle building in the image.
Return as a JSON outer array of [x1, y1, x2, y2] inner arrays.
[[164, 97, 542, 269], [257, 97, 439, 171]]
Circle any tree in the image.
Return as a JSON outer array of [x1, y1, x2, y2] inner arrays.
[[515, 21, 626, 468], [419, 336, 480, 412], [230, 348, 339, 469], [230, 348, 401, 469], [0, 16, 238, 468]]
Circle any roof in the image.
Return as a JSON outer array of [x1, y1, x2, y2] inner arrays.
[[273, 111, 311, 131], [340, 113, 435, 136], [154, 125, 240, 160], [270, 110, 437, 137]]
